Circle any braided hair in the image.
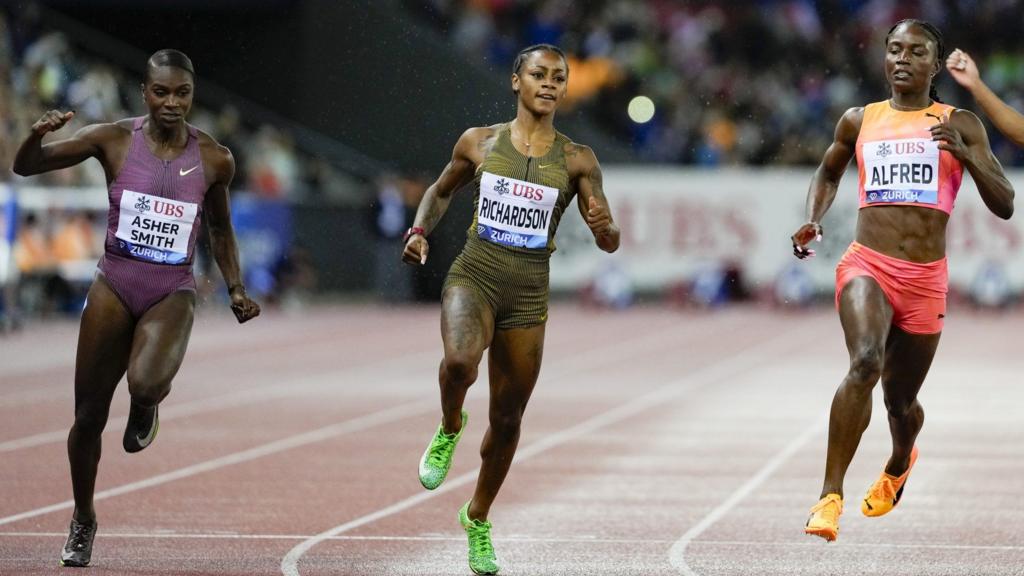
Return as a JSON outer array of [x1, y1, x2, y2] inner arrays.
[[885, 19, 944, 103]]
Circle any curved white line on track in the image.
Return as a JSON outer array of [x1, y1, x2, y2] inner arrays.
[[0, 310, 742, 453], [667, 415, 827, 576], [0, 316, 735, 527], [5, 531, 1022, 551], [0, 400, 435, 527], [280, 330, 811, 576]]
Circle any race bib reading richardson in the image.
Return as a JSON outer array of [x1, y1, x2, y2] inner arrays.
[[863, 138, 940, 205], [115, 190, 198, 264], [477, 171, 558, 249]]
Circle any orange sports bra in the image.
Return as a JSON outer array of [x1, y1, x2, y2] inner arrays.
[[856, 101, 963, 215]]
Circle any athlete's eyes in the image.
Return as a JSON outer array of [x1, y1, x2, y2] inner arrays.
[[531, 72, 543, 79]]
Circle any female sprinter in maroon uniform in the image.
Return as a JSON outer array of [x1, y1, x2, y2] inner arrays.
[[13, 49, 260, 567]]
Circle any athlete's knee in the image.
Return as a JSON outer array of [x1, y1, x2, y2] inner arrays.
[[847, 347, 883, 386], [488, 407, 524, 439], [125, 369, 172, 407], [443, 354, 479, 387], [884, 395, 922, 420], [72, 402, 111, 438]]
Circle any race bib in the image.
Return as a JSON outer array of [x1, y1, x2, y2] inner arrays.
[[115, 190, 198, 264], [477, 171, 558, 249], [863, 138, 940, 205]]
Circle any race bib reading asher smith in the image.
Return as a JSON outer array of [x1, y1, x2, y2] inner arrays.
[[115, 190, 198, 264], [863, 138, 940, 205], [477, 171, 558, 249]]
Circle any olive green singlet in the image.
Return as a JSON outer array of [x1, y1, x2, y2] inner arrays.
[[443, 122, 576, 329]]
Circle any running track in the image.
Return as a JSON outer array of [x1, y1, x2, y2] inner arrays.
[[1, 304, 1022, 576]]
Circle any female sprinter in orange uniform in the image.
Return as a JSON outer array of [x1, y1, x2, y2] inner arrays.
[[401, 44, 619, 574], [791, 20, 1013, 542]]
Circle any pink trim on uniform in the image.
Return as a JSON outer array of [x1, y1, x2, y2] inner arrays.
[[835, 242, 948, 335]]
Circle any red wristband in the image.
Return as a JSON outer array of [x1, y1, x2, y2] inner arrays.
[[403, 226, 425, 242]]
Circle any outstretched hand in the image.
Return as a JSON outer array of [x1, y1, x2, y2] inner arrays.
[[946, 48, 980, 91], [32, 110, 75, 137], [791, 222, 823, 260], [229, 286, 261, 323]]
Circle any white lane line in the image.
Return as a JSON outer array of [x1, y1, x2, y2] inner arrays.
[[4, 532, 1020, 551], [0, 318, 719, 527], [0, 350, 437, 453], [280, 328, 810, 576], [0, 400, 435, 527], [667, 415, 828, 576], [0, 311, 734, 454]]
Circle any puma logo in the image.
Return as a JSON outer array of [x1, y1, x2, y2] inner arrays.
[[179, 165, 199, 177]]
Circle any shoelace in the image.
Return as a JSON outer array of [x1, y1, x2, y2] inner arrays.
[[813, 497, 842, 523], [68, 523, 95, 551], [868, 475, 897, 502], [467, 521, 495, 558], [427, 431, 457, 468]]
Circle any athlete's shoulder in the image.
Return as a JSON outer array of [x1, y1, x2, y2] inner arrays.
[[195, 129, 233, 161], [195, 128, 234, 179], [459, 124, 502, 144], [834, 106, 865, 142]]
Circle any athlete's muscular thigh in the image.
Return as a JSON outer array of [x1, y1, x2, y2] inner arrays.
[[881, 326, 941, 406], [441, 286, 495, 363], [488, 324, 545, 394], [75, 276, 134, 402], [127, 291, 196, 389]]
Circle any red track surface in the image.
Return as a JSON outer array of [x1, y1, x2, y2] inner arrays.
[[2, 304, 1022, 575]]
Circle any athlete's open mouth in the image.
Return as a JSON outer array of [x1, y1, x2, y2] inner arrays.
[[892, 70, 911, 80], [537, 94, 556, 101]]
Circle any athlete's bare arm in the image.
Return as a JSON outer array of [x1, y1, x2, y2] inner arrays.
[[402, 126, 497, 265], [931, 109, 1014, 219], [566, 141, 619, 253], [947, 49, 1024, 148], [13, 111, 130, 183], [200, 134, 260, 323], [792, 107, 863, 258]]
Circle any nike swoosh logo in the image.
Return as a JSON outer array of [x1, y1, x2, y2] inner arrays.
[[538, 163, 557, 169], [179, 165, 199, 176]]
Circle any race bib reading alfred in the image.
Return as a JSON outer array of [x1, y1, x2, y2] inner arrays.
[[115, 190, 198, 264], [477, 171, 558, 249], [863, 138, 940, 205]]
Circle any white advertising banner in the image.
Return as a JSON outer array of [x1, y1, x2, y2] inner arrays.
[[550, 167, 1024, 293]]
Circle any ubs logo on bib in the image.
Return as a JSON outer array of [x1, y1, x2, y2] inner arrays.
[[494, 178, 510, 195], [135, 196, 151, 213], [877, 143, 891, 158]]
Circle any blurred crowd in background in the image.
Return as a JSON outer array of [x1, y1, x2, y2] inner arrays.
[[409, 0, 1024, 166], [4, 1, 1024, 327]]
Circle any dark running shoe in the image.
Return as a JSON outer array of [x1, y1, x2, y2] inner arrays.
[[123, 401, 159, 453], [60, 519, 96, 567]]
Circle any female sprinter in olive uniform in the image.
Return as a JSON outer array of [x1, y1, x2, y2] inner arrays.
[[791, 20, 1013, 542], [13, 49, 260, 567], [402, 44, 619, 574]]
